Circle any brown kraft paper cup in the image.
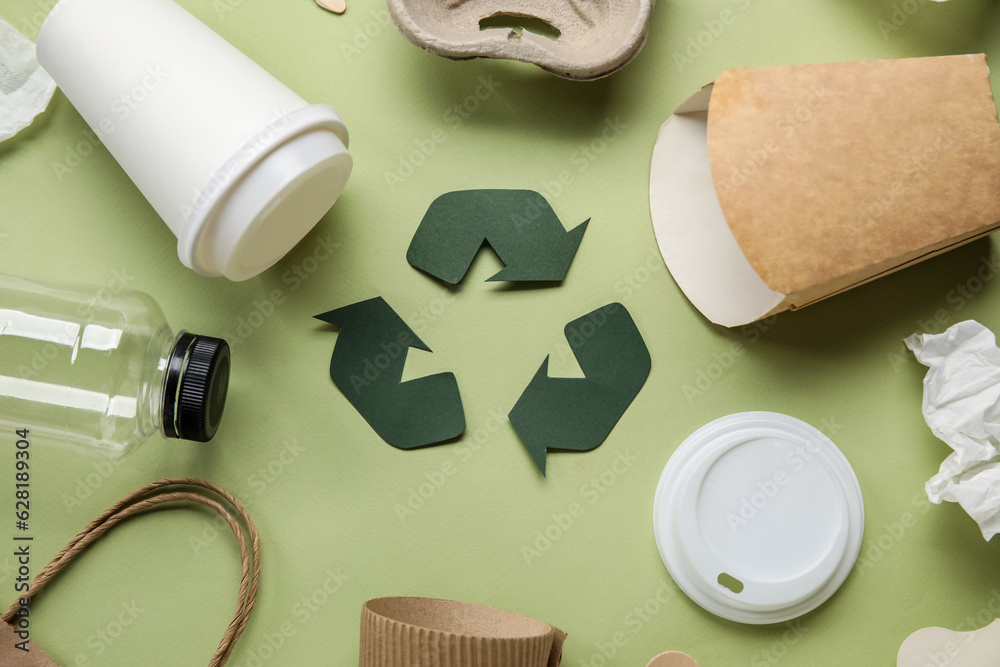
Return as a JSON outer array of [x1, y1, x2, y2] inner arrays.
[[360, 597, 567, 667]]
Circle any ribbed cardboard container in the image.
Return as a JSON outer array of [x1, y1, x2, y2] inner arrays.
[[360, 597, 566, 667]]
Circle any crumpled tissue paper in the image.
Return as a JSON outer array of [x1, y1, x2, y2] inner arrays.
[[906, 320, 1000, 540], [0, 17, 56, 142]]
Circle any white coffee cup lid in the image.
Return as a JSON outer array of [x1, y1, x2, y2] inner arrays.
[[178, 104, 352, 281], [653, 412, 864, 624]]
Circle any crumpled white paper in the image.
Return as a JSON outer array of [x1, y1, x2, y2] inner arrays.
[[0, 17, 55, 142], [905, 320, 1000, 540]]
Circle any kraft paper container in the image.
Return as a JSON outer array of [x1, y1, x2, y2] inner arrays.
[[650, 55, 1000, 327], [360, 597, 566, 667]]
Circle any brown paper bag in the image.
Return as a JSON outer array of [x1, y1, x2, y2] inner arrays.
[[0, 617, 57, 665]]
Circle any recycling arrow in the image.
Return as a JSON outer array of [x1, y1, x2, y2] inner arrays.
[[406, 189, 589, 284], [509, 303, 650, 475], [315, 297, 465, 449]]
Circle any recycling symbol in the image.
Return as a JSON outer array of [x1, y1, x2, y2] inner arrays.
[[316, 189, 651, 475]]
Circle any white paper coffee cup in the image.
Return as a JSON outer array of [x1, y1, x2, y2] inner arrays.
[[37, 0, 353, 281]]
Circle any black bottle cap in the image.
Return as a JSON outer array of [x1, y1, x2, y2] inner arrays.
[[162, 333, 231, 442]]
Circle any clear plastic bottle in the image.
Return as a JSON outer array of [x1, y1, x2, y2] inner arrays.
[[0, 274, 231, 458]]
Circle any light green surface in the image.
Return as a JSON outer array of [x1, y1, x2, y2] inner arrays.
[[2, 0, 1000, 665]]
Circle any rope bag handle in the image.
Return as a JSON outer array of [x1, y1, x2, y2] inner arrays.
[[2, 478, 260, 666]]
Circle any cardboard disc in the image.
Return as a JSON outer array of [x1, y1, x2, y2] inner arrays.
[[646, 651, 701, 667]]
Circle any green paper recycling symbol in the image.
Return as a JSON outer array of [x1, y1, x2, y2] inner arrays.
[[508, 303, 650, 476], [317, 189, 651, 475], [407, 189, 589, 284], [314, 297, 465, 449]]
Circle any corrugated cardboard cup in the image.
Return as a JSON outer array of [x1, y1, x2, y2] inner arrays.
[[360, 597, 566, 667]]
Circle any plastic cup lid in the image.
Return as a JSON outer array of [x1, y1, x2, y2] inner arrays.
[[177, 104, 352, 281], [652, 412, 864, 624]]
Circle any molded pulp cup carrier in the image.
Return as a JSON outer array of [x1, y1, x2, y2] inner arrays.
[[36, 0, 353, 281]]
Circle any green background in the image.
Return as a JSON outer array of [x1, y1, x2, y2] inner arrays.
[[2, 0, 1000, 664]]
